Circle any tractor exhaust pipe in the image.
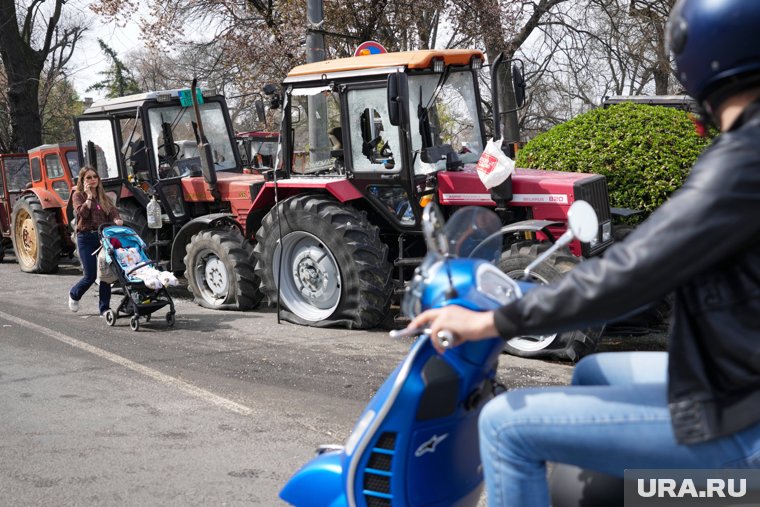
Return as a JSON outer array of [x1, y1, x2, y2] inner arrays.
[[190, 78, 220, 201]]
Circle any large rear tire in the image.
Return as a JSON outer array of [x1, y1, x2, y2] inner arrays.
[[11, 194, 61, 273], [499, 242, 602, 362], [253, 194, 392, 329], [183, 227, 263, 310]]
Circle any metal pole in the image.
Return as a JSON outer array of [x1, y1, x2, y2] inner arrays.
[[306, 0, 329, 165]]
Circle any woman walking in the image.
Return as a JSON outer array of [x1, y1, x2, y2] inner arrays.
[[68, 167, 123, 315]]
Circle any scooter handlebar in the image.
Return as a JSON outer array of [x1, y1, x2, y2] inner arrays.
[[389, 327, 457, 349], [389, 327, 432, 339]]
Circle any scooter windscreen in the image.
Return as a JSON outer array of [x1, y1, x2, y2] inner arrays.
[[444, 206, 503, 262], [402, 206, 503, 318]]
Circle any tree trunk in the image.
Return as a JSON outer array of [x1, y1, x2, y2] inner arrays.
[[0, 0, 49, 151]]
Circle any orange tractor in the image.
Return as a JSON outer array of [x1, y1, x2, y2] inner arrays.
[[8, 143, 81, 272]]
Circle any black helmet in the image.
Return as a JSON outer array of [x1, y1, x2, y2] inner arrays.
[[668, 0, 760, 107]]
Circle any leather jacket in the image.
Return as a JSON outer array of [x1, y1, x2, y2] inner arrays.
[[494, 102, 760, 445]]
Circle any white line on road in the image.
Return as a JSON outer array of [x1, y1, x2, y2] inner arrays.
[[0, 310, 255, 417]]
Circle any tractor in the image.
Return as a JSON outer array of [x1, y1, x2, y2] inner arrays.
[[248, 49, 617, 360], [0, 153, 32, 263], [236, 130, 279, 172], [8, 143, 81, 272], [73, 86, 265, 310]]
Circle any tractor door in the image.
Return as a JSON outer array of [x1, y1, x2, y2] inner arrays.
[[1, 157, 31, 234], [41, 151, 73, 213], [342, 82, 415, 228], [0, 159, 9, 236], [62, 149, 81, 225], [74, 116, 124, 197]]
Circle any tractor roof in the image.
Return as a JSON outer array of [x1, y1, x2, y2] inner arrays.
[[284, 49, 485, 83], [84, 88, 222, 114], [27, 141, 76, 155]]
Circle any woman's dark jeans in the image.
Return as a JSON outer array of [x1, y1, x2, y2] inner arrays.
[[69, 231, 111, 314]]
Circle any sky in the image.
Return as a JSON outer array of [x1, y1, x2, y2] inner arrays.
[[67, 7, 145, 101]]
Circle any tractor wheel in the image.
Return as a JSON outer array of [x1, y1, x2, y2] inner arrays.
[[498, 242, 603, 362], [11, 194, 62, 273], [254, 194, 392, 329], [118, 201, 150, 241], [183, 227, 263, 310]]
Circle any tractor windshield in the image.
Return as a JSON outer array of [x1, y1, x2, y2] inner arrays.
[[408, 69, 483, 175], [4, 158, 31, 191], [146, 101, 237, 179]]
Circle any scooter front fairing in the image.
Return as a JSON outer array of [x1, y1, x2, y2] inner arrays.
[[281, 258, 515, 507]]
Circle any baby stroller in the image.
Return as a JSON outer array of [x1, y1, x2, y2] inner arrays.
[[99, 224, 176, 331]]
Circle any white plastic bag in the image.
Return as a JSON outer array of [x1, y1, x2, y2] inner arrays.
[[96, 248, 118, 284], [476, 138, 515, 189]]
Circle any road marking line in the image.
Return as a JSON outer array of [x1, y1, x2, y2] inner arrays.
[[0, 310, 254, 417]]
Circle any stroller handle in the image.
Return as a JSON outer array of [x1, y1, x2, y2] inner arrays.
[[126, 260, 157, 275]]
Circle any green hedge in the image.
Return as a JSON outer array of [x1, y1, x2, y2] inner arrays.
[[515, 103, 713, 217]]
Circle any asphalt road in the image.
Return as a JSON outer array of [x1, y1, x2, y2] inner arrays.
[[0, 253, 664, 506]]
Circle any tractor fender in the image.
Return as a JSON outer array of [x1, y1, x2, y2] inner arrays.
[[250, 179, 363, 212], [500, 219, 563, 242], [169, 213, 241, 272], [20, 188, 64, 210]]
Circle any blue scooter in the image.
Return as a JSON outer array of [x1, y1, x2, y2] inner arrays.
[[280, 201, 606, 507]]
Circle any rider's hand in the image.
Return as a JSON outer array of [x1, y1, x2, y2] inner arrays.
[[406, 307, 498, 354]]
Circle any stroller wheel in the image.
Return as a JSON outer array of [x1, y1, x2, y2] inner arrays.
[[130, 316, 140, 332], [104, 310, 116, 327], [166, 312, 175, 327]]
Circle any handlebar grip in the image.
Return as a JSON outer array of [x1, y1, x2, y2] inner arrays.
[[389, 327, 432, 339]]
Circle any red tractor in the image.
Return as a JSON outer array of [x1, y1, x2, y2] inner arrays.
[[247, 49, 616, 360], [8, 143, 80, 272], [73, 86, 265, 310], [0, 153, 32, 263]]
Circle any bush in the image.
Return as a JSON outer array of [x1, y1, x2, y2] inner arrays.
[[515, 103, 713, 217]]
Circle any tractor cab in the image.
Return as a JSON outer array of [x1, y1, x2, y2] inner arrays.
[[279, 49, 492, 229], [75, 87, 251, 231], [0, 154, 31, 262], [236, 131, 279, 172], [27, 143, 81, 226]]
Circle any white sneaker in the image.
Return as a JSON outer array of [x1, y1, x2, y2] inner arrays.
[[68, 296, 80, 312]]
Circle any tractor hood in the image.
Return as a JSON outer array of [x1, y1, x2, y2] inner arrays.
[[181, 171, 265, 203], [437, 166, 600, 206]]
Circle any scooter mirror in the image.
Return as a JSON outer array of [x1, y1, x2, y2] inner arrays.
[[422, 203, 448, 256], [567, 200, 598, 243], [522, 200, 598, 279]]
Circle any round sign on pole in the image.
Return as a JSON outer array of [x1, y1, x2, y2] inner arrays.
[[354, 41, 387, 57]]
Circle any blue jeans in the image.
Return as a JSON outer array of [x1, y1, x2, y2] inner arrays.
[[70, 231, 111, 314], [478, 352, 760, 507]]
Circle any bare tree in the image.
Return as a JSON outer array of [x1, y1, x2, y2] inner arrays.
[[516, 0, 680, 137], [0, 0, 85, 151]]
